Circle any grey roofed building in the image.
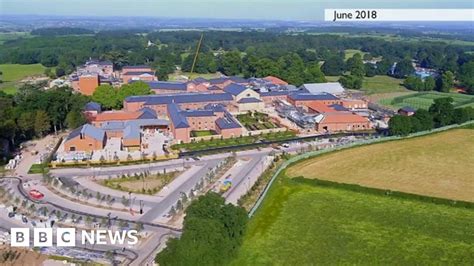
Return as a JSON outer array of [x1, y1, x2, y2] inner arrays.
[[126, 92, 234, 105], [204, 103, 226, 112], [66, 124, 105, 141], [216, 111, 241, 129], [122, 71, 155, 76], [399, 106, 416, 113], [84, 102, 102, 112], [192, 77, 208, 83], [228, 76, 248, 83], [260, 90, 291, 97], [237, 97, 262, 103], [181, 110, 215, 117], [123, 65, 151, 70], [288, 92, 339, 101], [301, 82, 345, 95], [101, 119, 169, 132], [329, 104, 349, 111], [123, 124, 140, 140], [138, 107, 157, 119], [167, 103, 190, 129], [208, 77, 230, 85], [133, 80, 187, 91], [223, 83, 248, 96]]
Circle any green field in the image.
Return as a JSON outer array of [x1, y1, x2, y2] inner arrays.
[[0, 32, 31, 45], [233, 177, 474, 265], [344, 49, 366, 60], [0, 63, 47, 94], [191, 130, 216, 137], [326, 75, 406, 94], [379, 91, 474, 110]]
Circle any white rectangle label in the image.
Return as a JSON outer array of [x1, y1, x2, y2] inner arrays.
[[325, 9, 474, 22]]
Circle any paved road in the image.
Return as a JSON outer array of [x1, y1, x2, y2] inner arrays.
[[139, 159, 222, 223]]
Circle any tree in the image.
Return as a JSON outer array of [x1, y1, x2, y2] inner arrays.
[[429, 97, 455, 127], [412, 109, 433, 131], [219, 50, 243, 76], [436, 71, 455, 93], [92, 85, 118, 109], [321, 55, 345, 76], [403, 76, 424, 91], [364, 63, 377, 77], [254, 58, 281, 78], [339, 75, 363, 90], [458, 61, 474, 94], [347, 53, 365, 77], [156, 193, 248, 266], [17, 112, 35, 137], [304, 62, 326, 83], [116, 81, 152, 105], [392, 59, 414, 78], [34, 110, 51, 137], [424, 76, 436, 91], [453, 107, 471, 124], [388, 115, 413, 135], [65, 111, 86, 129]]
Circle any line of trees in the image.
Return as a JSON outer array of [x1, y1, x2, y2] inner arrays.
[[156, 192, 248, 265], [388, 98, 474, 135], [1, 30, 472, 91]]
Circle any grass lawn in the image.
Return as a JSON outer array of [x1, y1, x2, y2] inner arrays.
[[28, 164, 48, 174], [324, 75, 406, 95], [191, 130, 216, 137], [0, 64, 46, 82], [344, 49, 366, 60], [232, 177, 474, 265], [361, 75, 407, 94], [379, 91, 474, 110], [100, 171, 181, 195], [287, 129, 474, 202], [0, 63, 47, 94]]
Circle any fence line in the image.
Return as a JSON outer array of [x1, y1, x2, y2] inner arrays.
[[248, 120, 474, 217]]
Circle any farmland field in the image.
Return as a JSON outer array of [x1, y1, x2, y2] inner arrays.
[[287, 129, 474, 202], [379, 91, 474, 110], [0, 63, 46, 94], [232, 177, 474, 265]]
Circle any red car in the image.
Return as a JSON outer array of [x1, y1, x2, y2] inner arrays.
[[29, 189, 44, 200]]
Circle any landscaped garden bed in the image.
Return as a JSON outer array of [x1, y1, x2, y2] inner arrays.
[[237, 111, 279, 131], [100, 171, 182, 195]]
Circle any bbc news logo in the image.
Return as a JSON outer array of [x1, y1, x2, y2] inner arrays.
[[10, 228, 138, 247]]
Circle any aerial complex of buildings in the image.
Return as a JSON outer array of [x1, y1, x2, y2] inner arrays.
[[60, 60, 379, 161]]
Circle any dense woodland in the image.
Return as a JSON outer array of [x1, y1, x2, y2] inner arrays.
[[1, 30, 473, 91], [0, 84, 89, 161]]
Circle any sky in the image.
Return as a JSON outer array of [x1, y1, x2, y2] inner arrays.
[[1, 0, 473, 21]]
